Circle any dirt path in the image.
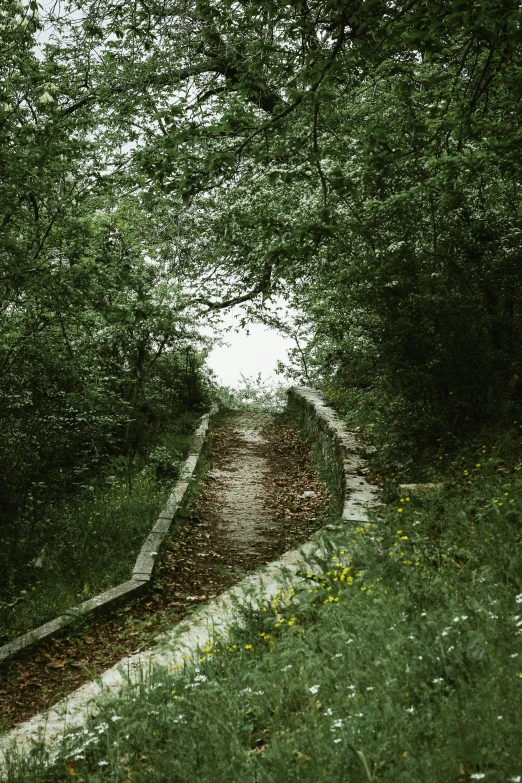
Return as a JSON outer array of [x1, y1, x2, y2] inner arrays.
[[0, 412, 329, 732], [211, 412, 277, 557]]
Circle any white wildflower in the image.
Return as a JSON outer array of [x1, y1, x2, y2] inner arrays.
[[309, 684, 320, 694]]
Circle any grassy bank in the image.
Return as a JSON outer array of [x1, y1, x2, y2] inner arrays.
[[0, 414, 200, 644], [4, 418, 522, 782]]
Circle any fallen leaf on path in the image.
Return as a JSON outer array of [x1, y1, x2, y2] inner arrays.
[[47, 659, 65, 668]]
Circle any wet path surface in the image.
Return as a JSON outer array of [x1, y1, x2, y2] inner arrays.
[[0, 412, 329, 731]]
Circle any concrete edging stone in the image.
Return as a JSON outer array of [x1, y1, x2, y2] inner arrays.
[[0, 389, 380, 770], [0, 406, 218, 665], [287, 387, 380, 524]]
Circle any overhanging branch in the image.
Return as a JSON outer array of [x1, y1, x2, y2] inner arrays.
[[194, 263, 273, 312]]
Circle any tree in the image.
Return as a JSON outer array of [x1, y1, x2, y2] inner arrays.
[[3, 0, 522, 521], [78, 0, 522, 444]]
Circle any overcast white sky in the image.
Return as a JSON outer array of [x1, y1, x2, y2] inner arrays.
[[205, 308, 294, 387]]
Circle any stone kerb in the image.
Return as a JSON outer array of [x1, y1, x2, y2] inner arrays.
[[286, 388, 342, 490], [0, 539, 327, 773], [287, 387, 379, 524], [0, 406, 218, 665], [0, 391, 377, 771]]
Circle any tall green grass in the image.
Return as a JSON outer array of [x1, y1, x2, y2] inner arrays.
[[0, 417, 199, 643], [4, 431, 522, 782]]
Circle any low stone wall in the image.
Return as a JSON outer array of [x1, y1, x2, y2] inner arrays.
[[287, 387, 379, 524], [0, 390, 379, 768], [0, 406, 217, 664]]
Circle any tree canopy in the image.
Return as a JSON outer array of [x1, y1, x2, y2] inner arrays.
[[2, 0, 522, 506]]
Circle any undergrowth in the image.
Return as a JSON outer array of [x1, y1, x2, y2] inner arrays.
[[0, 414, 200, 643], [324, 385, 522, 483], [3, 426, 522, 782]]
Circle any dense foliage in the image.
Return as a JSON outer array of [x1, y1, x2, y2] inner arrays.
[[3, 1, 522, 566], [43, 0, 521, 450], [0, 0, 212, 586]]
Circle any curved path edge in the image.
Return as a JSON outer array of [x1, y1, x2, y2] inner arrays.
[[0, 405, 218, 666], [0, 388, 379, 772]]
